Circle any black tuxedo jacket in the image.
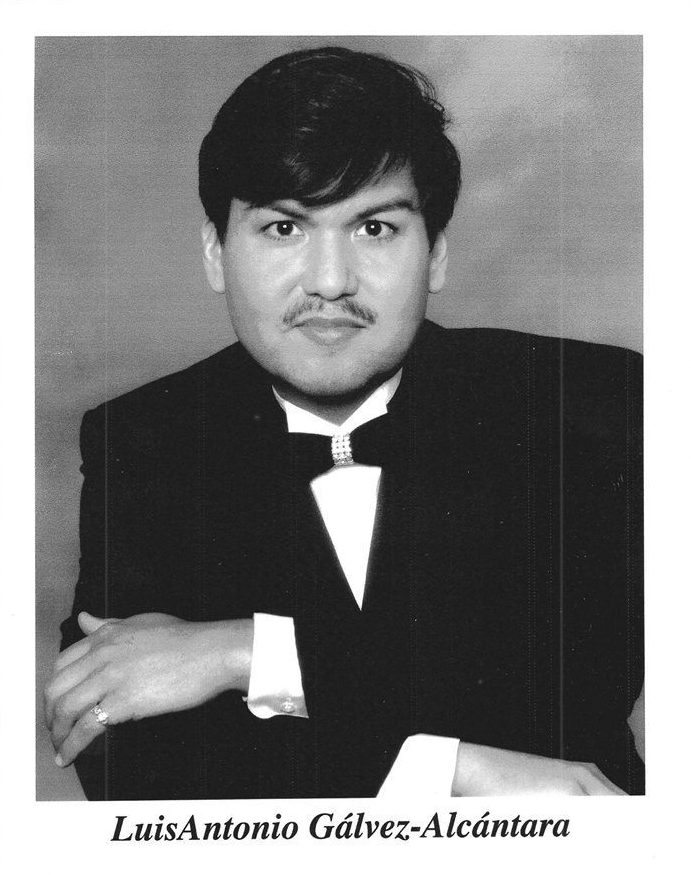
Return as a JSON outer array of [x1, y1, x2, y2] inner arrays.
[[61, 322, 644, 798]]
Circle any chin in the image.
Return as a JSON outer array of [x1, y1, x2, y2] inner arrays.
[[278, 366, 386, 406]]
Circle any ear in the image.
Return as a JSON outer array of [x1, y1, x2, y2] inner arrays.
[[428, 232, 448, 295], [201, 220, 226, 293]]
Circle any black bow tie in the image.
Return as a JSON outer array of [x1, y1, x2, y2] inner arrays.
[[287, 415, 392, 481]]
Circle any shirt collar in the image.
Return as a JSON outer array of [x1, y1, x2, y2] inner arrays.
[[273, 370, 403, 437]]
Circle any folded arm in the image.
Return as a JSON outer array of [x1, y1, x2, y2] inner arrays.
[[377, 736, 627, 797], [45, 611, 253, 767], [450, 741, 627, 796], [48, 605, 633, 796]]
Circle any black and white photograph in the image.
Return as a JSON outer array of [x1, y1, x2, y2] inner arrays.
[[35, 34, 643, 801]]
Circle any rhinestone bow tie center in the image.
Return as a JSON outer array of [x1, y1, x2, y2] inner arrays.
[[331, 433, 354, 467]]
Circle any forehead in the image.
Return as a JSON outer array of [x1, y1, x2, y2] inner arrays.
[[231, 165, 422, 222]]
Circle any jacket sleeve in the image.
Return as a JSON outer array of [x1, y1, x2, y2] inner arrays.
[[61, 406, 321, 800]]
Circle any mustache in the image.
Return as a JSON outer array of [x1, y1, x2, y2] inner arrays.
[[283, 299, 377, 327]]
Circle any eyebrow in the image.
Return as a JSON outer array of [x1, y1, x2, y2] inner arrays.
[[351, 198, 420, 223], [244, 198, 420, 224]]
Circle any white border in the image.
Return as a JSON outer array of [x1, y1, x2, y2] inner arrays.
[[2, 2, 689, 872]]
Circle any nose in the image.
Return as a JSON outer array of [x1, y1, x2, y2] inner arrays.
[[301, 232, 356, 299]]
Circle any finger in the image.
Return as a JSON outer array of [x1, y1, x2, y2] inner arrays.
[[54, 616, 119, 675], [597, 776, 627, 795], [579, 767, 628, 796], [55, 696, 118, 768], [45, 646, 112, 728], [53, 636, 92, 674], [78, 611, 113, 635], [50, 668, 112, 750]]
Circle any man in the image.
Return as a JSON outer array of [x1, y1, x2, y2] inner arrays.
[[44, 46, 643, 798]]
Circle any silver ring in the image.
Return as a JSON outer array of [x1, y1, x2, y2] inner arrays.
[[91, 704, 109, 726]]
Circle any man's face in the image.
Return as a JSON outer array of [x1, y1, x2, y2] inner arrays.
[[202, 166, 447, 409]]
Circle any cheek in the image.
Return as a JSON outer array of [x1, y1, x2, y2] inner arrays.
[[225, 259, 285, 322], [376, 261, 430, 318]]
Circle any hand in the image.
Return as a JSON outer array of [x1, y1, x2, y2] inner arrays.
[[44, 611, 253, 768], [452, 742, 627, 796]]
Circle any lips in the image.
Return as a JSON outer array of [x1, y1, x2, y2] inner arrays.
[[295, 316, 364, 329], [293, 316, 365, 345]]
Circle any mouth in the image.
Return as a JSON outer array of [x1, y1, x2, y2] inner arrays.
[[292, 316, 366, 345]]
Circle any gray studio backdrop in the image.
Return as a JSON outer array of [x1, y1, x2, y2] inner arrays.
[[36, 35, 643, 800]]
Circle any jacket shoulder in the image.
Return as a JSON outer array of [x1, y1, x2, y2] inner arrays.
[[88, 343, 243, 415], [422, 322, 641, 394], [424, 322, 641, 366], [418, 323, 641, 444], [80, 343, 261, 459]]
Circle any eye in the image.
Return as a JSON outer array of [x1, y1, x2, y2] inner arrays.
[[262, 220, 303, 240], [354, 219, 396, 240]]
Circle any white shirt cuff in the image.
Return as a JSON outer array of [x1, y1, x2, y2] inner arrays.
[[377, 734, 459, 797], [246, 613, 308, 719]]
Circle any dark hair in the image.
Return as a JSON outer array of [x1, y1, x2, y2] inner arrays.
[[198, 46, 461, 246]]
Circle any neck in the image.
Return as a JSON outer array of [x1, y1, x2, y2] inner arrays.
[[274, 384, 377, 425]]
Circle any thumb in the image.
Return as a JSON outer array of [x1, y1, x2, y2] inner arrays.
[[78, 611, 114, 634]]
